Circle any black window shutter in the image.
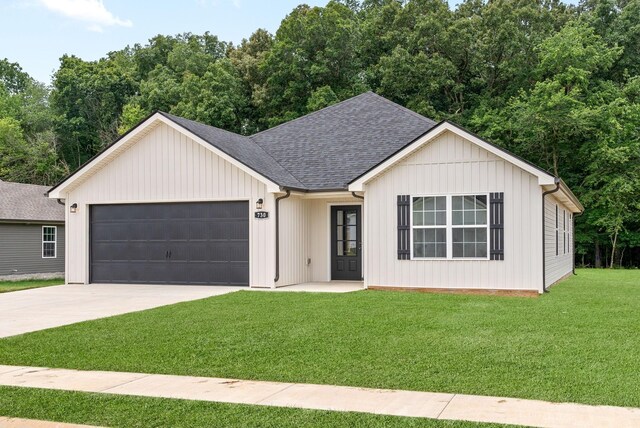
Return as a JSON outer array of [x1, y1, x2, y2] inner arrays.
[[489, 192, 504, 260], [397, 195, 410, 260]]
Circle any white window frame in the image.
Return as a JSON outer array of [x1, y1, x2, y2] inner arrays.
[[42, 225, 57, 259], [410, 193, 490, 261]]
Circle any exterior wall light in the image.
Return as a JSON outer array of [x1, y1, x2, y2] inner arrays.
[[256, 198, 264, 210], [70, 203, 78, 213]]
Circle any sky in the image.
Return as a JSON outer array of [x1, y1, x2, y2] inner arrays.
[[1, 0, 576, 85]]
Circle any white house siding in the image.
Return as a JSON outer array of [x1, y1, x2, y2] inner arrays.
[[364, 130, 543, 292], [544, 194, 573, 287], [277, 195, 363, 285], [62, 122, 275, 287]]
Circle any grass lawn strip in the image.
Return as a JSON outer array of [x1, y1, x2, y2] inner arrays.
[[0, 269, 637, 408], [0, 278, 64, 293], [0, 386, 507, 428]]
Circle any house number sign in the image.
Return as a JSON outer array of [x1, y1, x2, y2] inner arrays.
[[254, 211, 269, 219]]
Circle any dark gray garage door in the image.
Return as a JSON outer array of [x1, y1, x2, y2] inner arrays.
[[90, 201, 249, 285]]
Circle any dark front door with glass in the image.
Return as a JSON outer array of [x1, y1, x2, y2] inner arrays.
[[331, 205, 362, 280]]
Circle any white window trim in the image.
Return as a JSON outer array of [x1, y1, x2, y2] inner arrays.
[[410, 193, 490, 261], [42, 225, 57, 259]]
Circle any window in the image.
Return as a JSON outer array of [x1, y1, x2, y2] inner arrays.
[[452, 195, 488, 258], [563, 210, 567, 254], [412, 196, 447, 258], [42, 226, 56, 258], [411, 194, 489, 259], [555, 205, 559, 256]]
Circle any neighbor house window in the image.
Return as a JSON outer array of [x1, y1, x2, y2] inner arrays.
[[563, 210, 567, 254], [42, 226, 56, 258], [412, 195, 488, 259]]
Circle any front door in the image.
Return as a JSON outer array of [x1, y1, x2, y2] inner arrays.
[[331, 205, 362, 280]]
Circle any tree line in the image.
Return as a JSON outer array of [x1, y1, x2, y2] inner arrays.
[[0, 0, 638, 268]]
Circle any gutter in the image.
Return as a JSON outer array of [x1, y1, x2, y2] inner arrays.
[[273, 189, 291, 283], [541, 178, 561, 293]]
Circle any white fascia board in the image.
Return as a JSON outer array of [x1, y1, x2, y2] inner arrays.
[[349, 122, 557, 191], [48, 113, 282, 198]]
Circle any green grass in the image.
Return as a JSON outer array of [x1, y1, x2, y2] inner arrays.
[[0, 269, 638, 410], [0, 278, 63, 293], [0, 386, 503, 428]]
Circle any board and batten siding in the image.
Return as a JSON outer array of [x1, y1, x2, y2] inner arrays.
[[63, 122, 275, 287], [0, 223, 65, 276], [277, 195, 363, 285], [364, 130, 543, 292], [544, 194, 573, 287]]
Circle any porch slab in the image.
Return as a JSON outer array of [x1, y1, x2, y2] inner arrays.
[[259, 281, 364, 293]]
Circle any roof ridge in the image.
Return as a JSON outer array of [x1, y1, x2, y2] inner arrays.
[[159, 112, 250, 140], [367, 92, 437, 126], [250, 91, 377, 138]]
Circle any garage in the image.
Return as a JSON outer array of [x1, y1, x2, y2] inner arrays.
[[90, 201, 249, 286]]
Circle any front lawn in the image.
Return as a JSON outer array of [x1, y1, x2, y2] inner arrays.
[[0, 278, 63, 293], [0, 386, 499, 428], [0, 269, 638, 409]]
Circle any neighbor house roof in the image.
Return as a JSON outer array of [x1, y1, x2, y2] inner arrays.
[[0, 180, 64, 222]]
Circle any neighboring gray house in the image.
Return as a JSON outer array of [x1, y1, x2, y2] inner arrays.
[[0, 180, 65, 278], [48, 92, 582, 294]]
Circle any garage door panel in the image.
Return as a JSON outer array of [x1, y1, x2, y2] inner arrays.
[[91, 202, 249, 286]]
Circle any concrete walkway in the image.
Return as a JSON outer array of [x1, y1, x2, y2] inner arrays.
[[0, 416, 98, 427], [0, 365, 638, 428], [0, 284, 242, 338]]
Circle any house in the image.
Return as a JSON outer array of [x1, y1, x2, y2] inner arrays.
[[47, 92, 583, 294], [0, 180, 65, 278]]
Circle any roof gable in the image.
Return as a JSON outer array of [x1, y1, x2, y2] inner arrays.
[[349, 121, 558, 191]]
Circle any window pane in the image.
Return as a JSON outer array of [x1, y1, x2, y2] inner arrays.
[[346, 212, 357, 225], [435, 228, 446, 243], [463, 210, 476, 225], [346, 241, 357, 256], [435, 211, 446, 226], [476, 243, 487, 258], [337, 210, 343, 225], [43, 242, 55, 258], [452, 196, 462, 210], [337, 226, 343, 241], [477, 228, 487, 243], [424, 244, 436, 258], [435, 196, 446, 210], [346, 226, 356, 241], [452, 228, 463, 242], [337, 241, 344, 256], [452, 210, 463, 225], [453, 243, 463, 258], [424, 197, 435, 210], [423, 212, 436, 226], [436, 243, 447, 258], [476, 195, 487, 209], [476, 210, 487, 225], [464, 196, 475, 210], [413, 228, 425, 243], [464, 243, 475, 257], [414, 243, 425, 258], [413, 197, 423, 211], [463, 228, 476, 242], [424, 229, 435, 243], [413, 212, 424, 226]]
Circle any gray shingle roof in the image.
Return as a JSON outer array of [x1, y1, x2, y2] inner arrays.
[[161, 92, 436, 191], [250, 92, 437, 190], [160, 112, 305, 189], [0, 180, 64, 222]]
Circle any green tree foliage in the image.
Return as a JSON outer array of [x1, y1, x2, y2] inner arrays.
[[0, 0, 639, 265]]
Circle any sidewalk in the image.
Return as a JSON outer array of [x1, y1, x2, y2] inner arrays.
[[0, 417, 98, 427], [1, 365, 639, 428]]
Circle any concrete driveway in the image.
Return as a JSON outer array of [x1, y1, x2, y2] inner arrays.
[[0, 284, 242, 338]]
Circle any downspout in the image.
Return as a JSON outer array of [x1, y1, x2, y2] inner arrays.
[[56, 199, 65, 206], [351, 191, 364, 200], [541, 178, 561, 293], [273, 189, 291, 283]]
